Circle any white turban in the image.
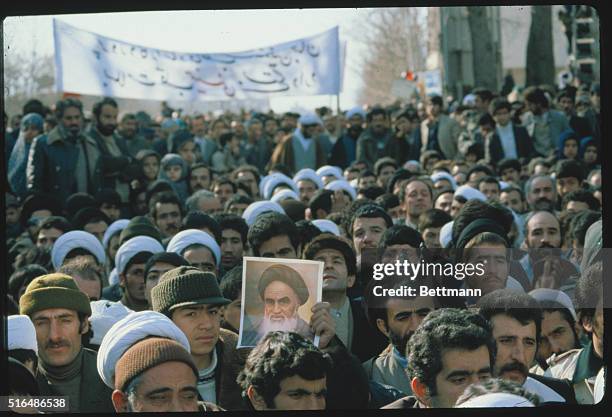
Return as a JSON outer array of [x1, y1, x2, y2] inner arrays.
[[439, 221, 454, 248], [97, 310, 191, 389], [316, 165, 344, 180], [109, 268, 119, 286], [312, 219, 341, 236], [8, 315, 37, 352], [431, 172, 457, 190], [529, 288, 577, 320], [325, 179, 357, 200], [298, 112, 323, 126], [242, 201, 285, 227], [115, 236, 164, 275], [293, 168, 324, 189], [457, 392, 534, 407], [271, 189, 300, 203], [346, 106, 366, 120], [499, 180, 511, 191], [403, 160, 421, 171], [262, 173, 298, 200], [51, 231, 106, 270], [166, 229, 221, 267], [89, 300, 134, 346], [454, 184, 487, 202], [102, 219, 130, 249]]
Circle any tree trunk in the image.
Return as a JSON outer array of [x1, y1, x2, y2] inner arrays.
[[526, 6, 555, 87], [467, 6, 498, 91]]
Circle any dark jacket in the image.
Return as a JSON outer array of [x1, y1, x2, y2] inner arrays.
[[486, 124, 535, 165], [381, 395, 420, 409], [87, 125, 140, 189], [349, 297, 389, 362], [356, 128, 408, 168], [214, 329, 250, 410], [26, 126, 104, 202], [528, 373, 577, 404], [36, 347, 114, 413], [328, 133, 358, 169]]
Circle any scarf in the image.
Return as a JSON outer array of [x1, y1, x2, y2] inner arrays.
[[7, 131, 33, 198]]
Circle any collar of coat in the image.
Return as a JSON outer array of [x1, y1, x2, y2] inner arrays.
[[47, 126, 97, 147]]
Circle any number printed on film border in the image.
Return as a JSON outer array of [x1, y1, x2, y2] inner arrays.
[[1, 396, 70, 412]]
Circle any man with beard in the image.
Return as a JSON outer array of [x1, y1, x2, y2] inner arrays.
[[329, 107, 366, 169], [27, 98, 104, 201], [19, 273, 114, 412], [269, 113, 328, 172], [115, 235, 164, 311], [546, 262, 603, 404], [88, 98, 136, 206], [384, 309, 495, 408], [241, 264, 314, 346], [477, 289, 576, 404], [357, 107, 408, 168], [149, 191, 183, 241], [525, 175, 557, 211], [117, 113, 151, 157], [302, 234, 387, 361], [188, 163, 212, 194], [363, 278, 437, 395]]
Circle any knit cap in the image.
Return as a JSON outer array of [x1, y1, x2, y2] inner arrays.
[[151, 266, 230, 317], [19, 273, 92, 317], [114, 337, 198, 391]]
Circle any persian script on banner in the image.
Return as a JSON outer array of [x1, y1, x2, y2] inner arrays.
[[53, 19, 341, 101]]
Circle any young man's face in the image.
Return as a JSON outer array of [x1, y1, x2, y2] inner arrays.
[[183, 246, 217, 277], [377, 165, 396, 189], [537, 310, 577, 364], [259, 235, 297, 259], [314, 248, 354, 295], [526, 211, 561, 249], [31, 308, 86, 367], [358, 175, 377, 190], [450, 198, 464, 218], [500, 167, 520, 184], [178, 141, 197, 166], [154, 202, 181, 238], [491, 314, 537, 385], [236, 171, 258, 197], [270, 375, 327, 410], [378, 297, 435, 356], [36, 227, 64, 249], [97, 104, 118, 135], [214, 183, 234, 205], [119, 117, 138, 138], [500, 190, 525, 214], [145, 261, 176, 305], [352, 217, 387, 256], [404, 181, 432, 219], [557, 176, 580, 198], [492, 108, 511, 126], [297, 180, 317, 204], [478, 182, 500, 201], [122, 262, 147, 302], [465, 244, 508, 296], [434, 193, 453, 216], [427, 346, 492, 408], [220, 229, 244, 270], [422, 227, 442, 249], [100, 202, 120, 222], [84, 220, 108, 243], [172, 304, 221, 360], [113, 361, 199, 412], [558, 97, 574, 115], [190, 167, 211, 192], [563, 139, 579, 159]]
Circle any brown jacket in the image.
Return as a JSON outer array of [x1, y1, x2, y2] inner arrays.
[[214, 328, 251, 410], [269, 134, 327, 172]]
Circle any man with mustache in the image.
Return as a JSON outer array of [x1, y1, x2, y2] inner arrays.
[[151, 266, 247, 410], [477, 289, 576, 404], [525, 174, 557, 211], [149, 191, 183, 241], [27, 98, 104, 201], [242, 264, 314, 346], [302, 234, 387, 362], [363, 277, 437, 396], [19, 273, 114, 412]]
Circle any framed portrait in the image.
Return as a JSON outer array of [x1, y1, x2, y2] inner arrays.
[[238, 257, 323, 348]]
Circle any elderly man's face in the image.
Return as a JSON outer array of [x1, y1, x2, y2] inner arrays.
[[31, 308, 86, 367], [113, 361, 199, 412], [263, 280, 301, 324], [527, 177, 555, 207]]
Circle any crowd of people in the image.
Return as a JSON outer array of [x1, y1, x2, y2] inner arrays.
[[4, 80, 604, 412]]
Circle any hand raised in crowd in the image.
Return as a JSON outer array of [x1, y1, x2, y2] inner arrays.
[[310, 301, 336, 349], [330, 189, 350, 213]]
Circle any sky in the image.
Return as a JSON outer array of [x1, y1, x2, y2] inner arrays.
[[3, 9, 381, 113]]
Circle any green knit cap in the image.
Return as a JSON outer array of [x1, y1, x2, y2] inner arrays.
[[19, 273, 92, 317], [151, 266, 231, 317]]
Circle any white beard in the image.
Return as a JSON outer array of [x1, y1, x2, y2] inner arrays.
[[258, 316, 299, 336]]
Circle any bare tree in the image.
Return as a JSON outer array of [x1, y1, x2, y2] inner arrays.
[[526, 5, 555, 87], [466, 6, 498, 91], [351, 8, 428, 106]]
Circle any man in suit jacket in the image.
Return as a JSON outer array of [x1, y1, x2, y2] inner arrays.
[[487, 98, 536, 166], [521, 87, 570, 157], [420, 95, 462, 160]]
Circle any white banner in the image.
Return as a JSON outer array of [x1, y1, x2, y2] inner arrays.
[[53, 19, 341, 101]]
